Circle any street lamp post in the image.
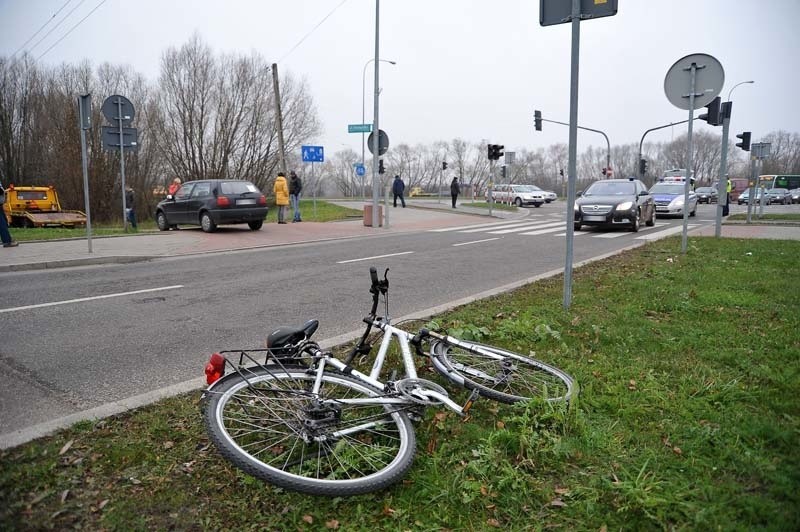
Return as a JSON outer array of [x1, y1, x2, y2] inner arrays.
[[715, 80, 754, 236], [361, 58, 395, 198]]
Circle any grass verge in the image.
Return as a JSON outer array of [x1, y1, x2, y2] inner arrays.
[[1, 236, 798, 530], [727, 212, 800, 222]]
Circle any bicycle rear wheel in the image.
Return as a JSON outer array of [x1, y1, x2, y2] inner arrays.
[[203, 366, 416, 496], [430, 339, 575, 405]]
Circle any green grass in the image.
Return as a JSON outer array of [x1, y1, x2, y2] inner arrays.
[[7, 200, 361, 241], [461, 201, 518, 211], [727, 212, 800, 222], [1, 236, 799, 530]]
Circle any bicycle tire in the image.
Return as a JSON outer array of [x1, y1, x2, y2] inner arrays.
[[430, 339, 576, 405], [203, 366, 416, 496]]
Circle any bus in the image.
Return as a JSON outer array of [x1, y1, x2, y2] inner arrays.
[[759, 174, 800, 191]]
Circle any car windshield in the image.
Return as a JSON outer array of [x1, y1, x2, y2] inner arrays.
[[584, 181, 635, 196], [649, 184, 684, 195], [220, 181, 259, 194], [696, 187, 713, 193], [770, 188, 787, 194], [513, 185, 539, 193]]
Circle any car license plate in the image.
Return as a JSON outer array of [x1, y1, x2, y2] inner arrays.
[[583, 215, 605, 222], [236, 199, 256, 205]]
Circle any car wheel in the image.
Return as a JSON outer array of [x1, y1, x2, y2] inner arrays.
[[248, 220, 263, 230], [690, 204, 696, 217], [645, 206, 656, 227], [534, 202, 542, 208], [514, 198, 523, 207], [629, 209, 640, 232], [156, 211, 169, 231], [574, 222, 581, 231], [200, 212, 217, 233]]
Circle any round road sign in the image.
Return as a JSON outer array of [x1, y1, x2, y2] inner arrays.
[[101, 94, 135, 126], [664, 53, 724, 110], [367, 129, 389, 156]]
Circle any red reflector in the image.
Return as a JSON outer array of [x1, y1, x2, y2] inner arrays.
[[258, 194, 267, 206], [217, 196, 231, 207], [205, 352, 225, 385]]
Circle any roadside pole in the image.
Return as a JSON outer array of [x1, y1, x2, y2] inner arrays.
[[78, 94, 93, 253], [746, 155, 756, 223], [371, 0, 381, 228], [715, 102, 732, 237], [562, 0, 580, 309]]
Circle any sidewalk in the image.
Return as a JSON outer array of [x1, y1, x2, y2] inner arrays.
[[0, 199, 528, 272]]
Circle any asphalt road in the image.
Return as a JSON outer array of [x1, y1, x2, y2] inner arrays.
[[0, 204, 719, 447]]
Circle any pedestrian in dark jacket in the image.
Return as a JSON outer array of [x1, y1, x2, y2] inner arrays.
[[289, 171, 303, 222], [392, 175, 406, 208], [450, 177, 460, 208]]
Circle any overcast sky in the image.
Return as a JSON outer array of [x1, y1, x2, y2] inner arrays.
[[2, 0, 799, 160]]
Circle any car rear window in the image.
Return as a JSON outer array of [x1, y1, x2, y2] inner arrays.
[[220, 181, 259, 194], [15, 191, 50, 200]]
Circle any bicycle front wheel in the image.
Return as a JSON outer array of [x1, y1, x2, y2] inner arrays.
[[203, 366, 416, 496], [430, 339, 576, 405]]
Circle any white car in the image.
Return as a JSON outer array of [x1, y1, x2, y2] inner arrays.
[[487, 184, 545, 207]]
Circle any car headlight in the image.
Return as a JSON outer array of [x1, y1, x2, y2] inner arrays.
[[616, 201, 633, 211], [670, 197, 685, 206]]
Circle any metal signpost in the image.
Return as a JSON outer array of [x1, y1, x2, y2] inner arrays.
[[540, 0, 617, 310], [715, 102, 732, 237], [78, 94, 93, 253], [101, 94, 137, 231], [367, 128, 390, 228], [663, 53, 724, 254], [751, 142, 771, 220], [302, 146, 324, 217]]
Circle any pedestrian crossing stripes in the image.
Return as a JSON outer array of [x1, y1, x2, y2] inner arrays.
[[432, 218, 698, 241]]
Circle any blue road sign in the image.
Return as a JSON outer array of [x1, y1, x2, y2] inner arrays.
[[355, 164, 366, 177], [302, 145, 324, 163]]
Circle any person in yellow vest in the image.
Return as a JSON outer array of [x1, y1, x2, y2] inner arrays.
[[723, 176, 732, 216]]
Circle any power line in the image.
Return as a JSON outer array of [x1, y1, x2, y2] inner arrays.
[[37, 0, 110, 61], [277, 0, 349, 64], [26, 0, 90, 57], [11, 0, 74, 58]]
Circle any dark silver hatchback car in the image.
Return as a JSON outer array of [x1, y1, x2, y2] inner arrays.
[[155, 179, 268, 233]]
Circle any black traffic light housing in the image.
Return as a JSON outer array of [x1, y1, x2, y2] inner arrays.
[[534, 110, 542, 131], [495, 144, 504, 160], [442, 161, 448, 171], [378, 159, 385, 174], [487, 144, 493, 160], [639, 158, 648, 175], [736, 131, 751, 152], [601, 167, 607, 177], [699, 96, 722, 126], [501, 165, 506, 179]]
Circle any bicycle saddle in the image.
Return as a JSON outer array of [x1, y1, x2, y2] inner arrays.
[[267, 319, 319, 349]]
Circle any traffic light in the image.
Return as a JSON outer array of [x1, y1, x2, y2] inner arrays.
[[601, 167, 607, 177], [735, 131, 751, 152], [559, 168, 564, 178], [501, 165, 506, 179], [639, 158, 648, 175], [487, 144, 493, 160], [534, 110, 542, 131], [495, 145, 504, 160], [442, 161, 448, 171], [378, 159, 385, 174], [699, 96, 721, 126]]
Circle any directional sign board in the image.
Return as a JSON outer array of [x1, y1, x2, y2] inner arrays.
[[540, 0, 618, 26], [355, 163, 366, 177], [301, 145, 324, 163], [101, 126, 139, 151], [348, 124, 372, 134]]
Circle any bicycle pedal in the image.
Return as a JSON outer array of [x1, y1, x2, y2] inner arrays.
[[461, 388, 481, 414]]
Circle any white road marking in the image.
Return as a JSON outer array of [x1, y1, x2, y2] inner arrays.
[[0, 285, 184, 314], [518, 225, 569, 236], [337, 251, 415, 264], [458, 220, 546, 233], [452, 237, 501, 247], [636, 224, 698, 240], [488, 221, 565, 234], [429, 219, 531, 232]]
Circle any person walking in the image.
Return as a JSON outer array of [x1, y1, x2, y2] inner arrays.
[[274, 171, 289, 224], [289, 170, 303, 222], [125, 185, 137, 230], [450, 177, 461, 208], [0, 180, 19, 247], [168, 177, 181, 196], [392, 175, 406, 208]]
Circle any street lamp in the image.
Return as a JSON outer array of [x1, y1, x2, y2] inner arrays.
[[361, 58, 396, 197], [727, 80, 754, 102]]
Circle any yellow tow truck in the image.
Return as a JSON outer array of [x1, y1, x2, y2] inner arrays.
[[2, 185, 87, 228]]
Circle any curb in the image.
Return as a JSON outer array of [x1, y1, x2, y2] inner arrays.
[[0, 255, 157, 272]]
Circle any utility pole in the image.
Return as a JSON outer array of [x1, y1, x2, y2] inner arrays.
[[271, 63, 288, 176]]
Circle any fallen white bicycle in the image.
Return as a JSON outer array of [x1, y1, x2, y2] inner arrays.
[[201, 267, 576, 496]]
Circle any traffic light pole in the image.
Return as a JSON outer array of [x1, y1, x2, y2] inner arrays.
[[371, 0, 381, 228], [563, 0, 581, 310], [746, 155, 756, 223], [540, 117, 610, 175], [714, 102, 732, 237], [637, 118, 696, 180]]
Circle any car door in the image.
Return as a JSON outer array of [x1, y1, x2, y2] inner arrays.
[[187, 181, 213, 224], [164, 182, 195, 224], [636, 180, 654, 218]]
